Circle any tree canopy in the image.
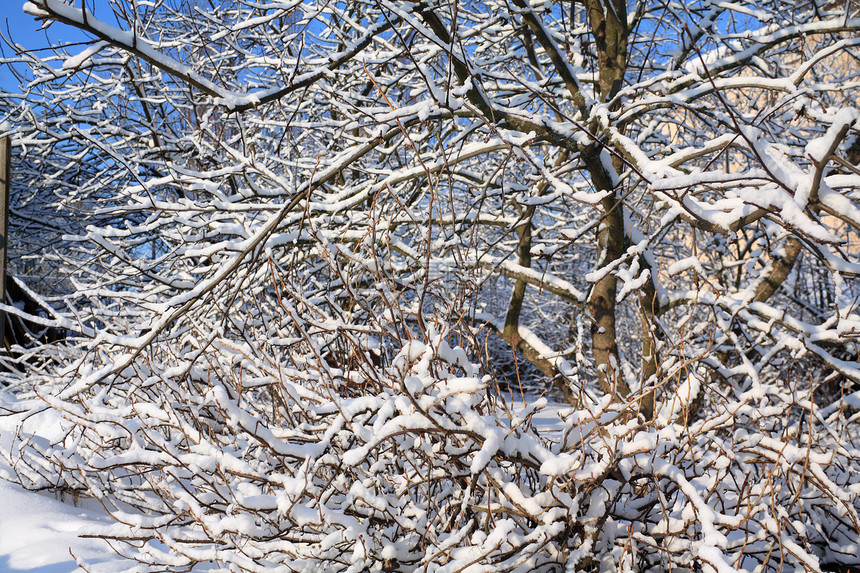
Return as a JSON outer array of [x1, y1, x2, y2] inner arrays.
[[1, 0, 859, 571]]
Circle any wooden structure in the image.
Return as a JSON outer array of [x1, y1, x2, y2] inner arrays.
[[0, 137, 9, 345], [0, 138, 62, 356]]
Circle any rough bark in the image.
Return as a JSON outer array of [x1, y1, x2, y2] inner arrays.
[[585, 0, 629, 102], [502, 212, 534, 354], [637, 258, 659, 420], [580, 0, 632, 402], [584, 165, 629, 399], [752, 237, 803, 304]]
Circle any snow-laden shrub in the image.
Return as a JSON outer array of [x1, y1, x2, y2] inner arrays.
[[4, 313, 859, 572]]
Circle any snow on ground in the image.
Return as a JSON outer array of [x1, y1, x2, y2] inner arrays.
[[0, 391, 123, 573], [0, 478, 122, 573]]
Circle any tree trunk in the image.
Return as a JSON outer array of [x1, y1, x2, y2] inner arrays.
[[584, 167, 629, 400], [637, 258, 659, 419], [583, 0, 632, 402]]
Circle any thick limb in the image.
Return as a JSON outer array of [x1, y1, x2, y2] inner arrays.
[[587, 190, 629, 399]]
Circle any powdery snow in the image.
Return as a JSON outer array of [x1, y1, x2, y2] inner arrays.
[[0, 396, 122, 572], [0, 479, 121, 572]]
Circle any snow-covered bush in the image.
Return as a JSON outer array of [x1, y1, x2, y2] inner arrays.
[[5, 306, 859, 571], [1, 0, 860, 570]]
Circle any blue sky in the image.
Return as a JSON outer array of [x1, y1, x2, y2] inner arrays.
[[1, 2, 88, 88], [3, 2, 43, 46]]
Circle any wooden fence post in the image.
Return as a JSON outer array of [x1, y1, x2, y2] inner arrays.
[[0, 137, 9, 348]]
